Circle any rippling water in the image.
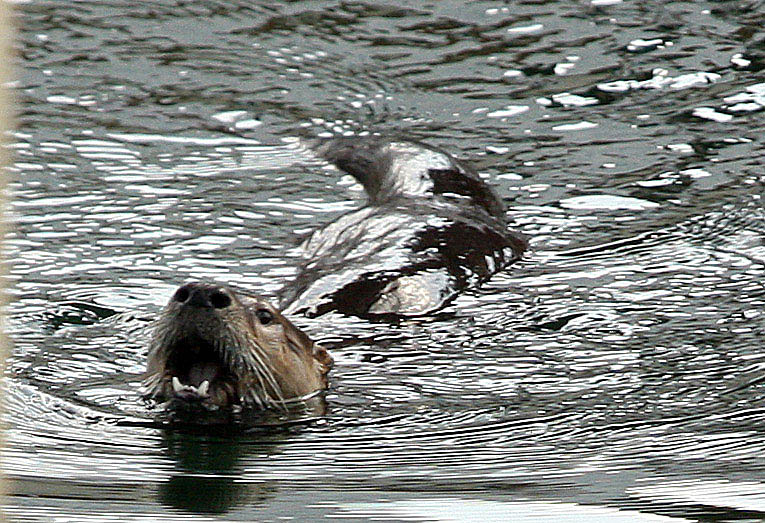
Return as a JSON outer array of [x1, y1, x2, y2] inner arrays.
[[7, 1, 765, 521]]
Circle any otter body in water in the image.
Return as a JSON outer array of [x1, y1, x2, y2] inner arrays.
[[146, 137, 526, 411], [144, 282, 332, 409], [279, 137, 528, 317]]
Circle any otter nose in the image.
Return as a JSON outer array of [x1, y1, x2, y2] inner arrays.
[[172, 283, 232, 309]]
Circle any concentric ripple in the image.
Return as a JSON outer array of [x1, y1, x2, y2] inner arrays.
[[8, 0, 765, 520]]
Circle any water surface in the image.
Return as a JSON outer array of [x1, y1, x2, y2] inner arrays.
[[7, 1, 765, 521]]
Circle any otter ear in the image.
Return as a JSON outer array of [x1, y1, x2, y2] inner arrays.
[[312, 343, 333, 369]]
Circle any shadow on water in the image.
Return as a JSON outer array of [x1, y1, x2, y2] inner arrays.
[[158, 430, 279, 515]]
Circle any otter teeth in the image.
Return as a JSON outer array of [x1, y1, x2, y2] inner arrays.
[[198, 380, 210, 397], [171, 376, 211, 397]]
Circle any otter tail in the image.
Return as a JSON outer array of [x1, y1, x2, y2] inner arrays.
[[309, 136, 506, 220]]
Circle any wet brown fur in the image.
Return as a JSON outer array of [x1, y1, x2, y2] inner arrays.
[[144, 283, 332, 410]]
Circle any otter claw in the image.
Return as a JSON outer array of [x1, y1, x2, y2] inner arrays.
[[172, 376, 184, 393]]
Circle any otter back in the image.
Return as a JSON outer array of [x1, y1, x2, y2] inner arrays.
[[279, 137, 528, 317]]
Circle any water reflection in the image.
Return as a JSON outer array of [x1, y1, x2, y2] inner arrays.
[[158, 431, 277, 515], [334, 498, 692, 523], [8, 0, 765, 519]]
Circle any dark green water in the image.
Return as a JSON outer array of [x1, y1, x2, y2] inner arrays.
[[6, 1, 765, 521]]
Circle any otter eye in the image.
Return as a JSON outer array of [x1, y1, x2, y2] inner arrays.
[[256, 308, 274, 325]]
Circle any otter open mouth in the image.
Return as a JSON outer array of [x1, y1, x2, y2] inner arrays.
[[146, 281, 332, 413], [163, 335, 236, 405]]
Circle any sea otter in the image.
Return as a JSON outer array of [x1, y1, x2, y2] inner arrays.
[[145, 137, 526, 409], [144, 282, 332, 409], [279, 136, 528, 317]]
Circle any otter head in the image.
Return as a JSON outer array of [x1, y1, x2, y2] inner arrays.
[[144, 282, 332, 410]]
